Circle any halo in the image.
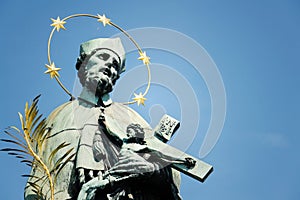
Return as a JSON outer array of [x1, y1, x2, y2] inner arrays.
[[45, 13, 151, 106]]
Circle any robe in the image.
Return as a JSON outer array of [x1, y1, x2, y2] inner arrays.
[[24, 100, 181, 200]]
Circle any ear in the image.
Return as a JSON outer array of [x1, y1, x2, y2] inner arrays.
[[77, 70, 86, 86]]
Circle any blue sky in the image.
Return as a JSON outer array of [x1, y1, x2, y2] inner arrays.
[[1, 0, 299, 199]]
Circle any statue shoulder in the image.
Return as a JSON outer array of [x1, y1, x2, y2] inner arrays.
[[46, 101, 75, 124]]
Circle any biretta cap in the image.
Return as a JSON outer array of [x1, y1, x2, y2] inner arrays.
[[79, 38, 126, 73]]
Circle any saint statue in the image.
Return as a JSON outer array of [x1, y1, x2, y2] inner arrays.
[[24, 38, 182, 200]]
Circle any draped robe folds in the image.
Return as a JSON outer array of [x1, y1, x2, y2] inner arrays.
[[24, 100, 181, 200]]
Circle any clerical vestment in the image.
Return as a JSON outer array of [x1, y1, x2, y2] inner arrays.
[[24, 100, 181, 200]]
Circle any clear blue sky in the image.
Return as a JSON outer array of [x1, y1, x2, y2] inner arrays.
[[1, 0, 299, 199]]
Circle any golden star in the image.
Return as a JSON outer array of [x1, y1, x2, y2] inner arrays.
[[50, 16, 66, 32], [133, 92, 147, 106], [138, 51, 150, 65], [97, 14, 111, 26], [44, 63, 61, 79]]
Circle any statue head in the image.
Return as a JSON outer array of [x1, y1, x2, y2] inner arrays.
[[126, 123, 145, 140], [76, 38, 126, 97]]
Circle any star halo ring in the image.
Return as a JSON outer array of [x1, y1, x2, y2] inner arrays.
[[46, 13, 151, 106]]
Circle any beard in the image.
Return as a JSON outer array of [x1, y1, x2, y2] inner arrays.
[[84, 74, 113, 97]]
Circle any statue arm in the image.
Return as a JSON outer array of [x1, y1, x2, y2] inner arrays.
[[143, 145, 196, 168]]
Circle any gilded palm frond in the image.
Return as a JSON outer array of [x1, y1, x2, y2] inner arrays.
[[1, 96, 75, 200]]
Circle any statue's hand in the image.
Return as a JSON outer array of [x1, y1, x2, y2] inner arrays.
[[77, 168, 103, 186], [77, 177, 110, 200], [107, 148, 156, 177], [78, 168, 85, 185], [185, 157, 196, 168]]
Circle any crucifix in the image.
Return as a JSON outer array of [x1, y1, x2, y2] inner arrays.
[[77, 110, 213, 200], [103, 110, 213, 184], [149, 115, 213, 182]]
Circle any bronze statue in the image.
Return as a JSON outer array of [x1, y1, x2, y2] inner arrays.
[[24, 38, 182, 200], [2, 14, 213, 200]]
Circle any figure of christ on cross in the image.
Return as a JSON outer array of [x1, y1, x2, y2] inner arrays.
[[78, 123, 196, 200]]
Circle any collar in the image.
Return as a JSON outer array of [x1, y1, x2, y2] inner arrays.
[[101, 94, 112, 107], [78, 89, 112, 107]]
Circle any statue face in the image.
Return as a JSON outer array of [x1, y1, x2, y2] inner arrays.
[[126, 124, 145, 139], [126, 127, 136, 138], [84, 49, 119, 96]]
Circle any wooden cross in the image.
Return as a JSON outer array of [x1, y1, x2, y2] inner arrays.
[[104, 104, 213, 183], [148, 114, 213, 182]]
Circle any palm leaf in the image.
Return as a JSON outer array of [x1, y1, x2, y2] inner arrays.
[[33, 120, 48, 152], [26, 98, 39, 128], [31, 115, 44, 139], [23, 172, 47, 189], [1, 95, 65, 200], [27, 181, 41, 193], [53, 152, 76, 184], [39, 127, 51, 146], [8, 153, 29, 161], [30, 160, 44, 171], [29, 114, 43, 136], [27, 102, 39, 133], [35, 122, 48, 142], [4, 128, 24, 142], [18, 112, 25, 131], [24, 102, 29, 122], [7, 152, 21, 156], [16, 155, 28, 159], [51, 147, 74, 172], [0, 139, 28, 150], [8, 126, 21, 132], [21, 159, 33, 164], [22, 174, 41, 179], [26, 171, 48, 198], [33, 94, 41, 102], [0, 148, 30, 154], [38, 130, 50, 153], [15, 154, 29, 160], [48, 142, 70, 165]]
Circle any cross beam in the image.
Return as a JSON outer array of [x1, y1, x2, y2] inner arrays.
[[149, 114, 213, 182], [146, 137, 213, 182], [105, 110, 213, 183]]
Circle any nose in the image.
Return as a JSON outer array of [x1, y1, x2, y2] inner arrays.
[[104, 68, 112, 77], [89, 65, 106, 75]]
